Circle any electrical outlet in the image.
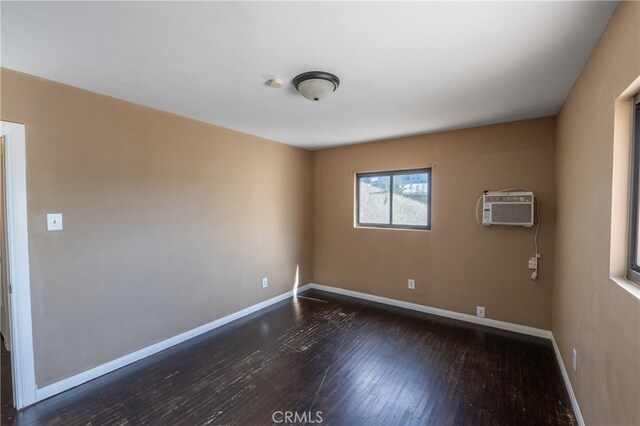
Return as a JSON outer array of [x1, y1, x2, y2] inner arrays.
[[262, 277, 268, 288], [408, 279, 415, 289], [572, 348, 577, 372], [476, 306, 485, 318]]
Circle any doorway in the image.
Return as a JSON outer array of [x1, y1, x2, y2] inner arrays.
[[0, 121, 35, 409], [0, 134, 15, 422]]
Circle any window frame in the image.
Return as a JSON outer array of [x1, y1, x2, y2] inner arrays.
[[628, 95, 640, 285], [355, 167, 432, 231]]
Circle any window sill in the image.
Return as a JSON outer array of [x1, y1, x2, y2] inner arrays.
[[355, 225, 430, 232], [610, 276, 640, 300]]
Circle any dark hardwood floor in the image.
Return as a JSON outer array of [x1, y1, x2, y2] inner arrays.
[[1, 290, 576, 425], [2, 336, 15, 426]]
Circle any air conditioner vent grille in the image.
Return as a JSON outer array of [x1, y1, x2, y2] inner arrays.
[[491, 204, 532, 223]]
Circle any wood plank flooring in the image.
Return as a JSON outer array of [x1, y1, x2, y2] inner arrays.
[[1, 289, 576, 425], [1, 336, 15, 426]]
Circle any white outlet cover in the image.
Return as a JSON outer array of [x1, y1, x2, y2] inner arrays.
[[47, 213, 63, 231], [408, 279, 415, 289], [476, 306, 486, 318], [262, 277, 268, 288]]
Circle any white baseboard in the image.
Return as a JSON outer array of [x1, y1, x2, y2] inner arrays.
[[35, 283, 313, 402], [306, 283, 551, 339], [35, 280, 581, 426], [551, 334, 584, 426]]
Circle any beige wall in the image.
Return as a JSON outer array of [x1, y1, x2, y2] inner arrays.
[[312, 117, 556, 330], [0, 69, 313, 387], [553, 2, 640, 425]]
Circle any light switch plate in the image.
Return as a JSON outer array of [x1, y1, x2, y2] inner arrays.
[[47, 213, 63, 231]]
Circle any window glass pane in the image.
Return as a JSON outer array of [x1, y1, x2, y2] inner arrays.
[[636, 201, 640, 266], [359, 176, 391, 224], [636, 144, 640, 267], [630, 99, 640, 282], [392, 172, 429, 226]]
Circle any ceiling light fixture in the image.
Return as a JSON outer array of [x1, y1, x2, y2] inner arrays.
[[292, 71, 340, 102]]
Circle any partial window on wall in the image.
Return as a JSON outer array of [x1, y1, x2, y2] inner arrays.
[[628, 95, 640, 285], [356, 168, 431, 230]]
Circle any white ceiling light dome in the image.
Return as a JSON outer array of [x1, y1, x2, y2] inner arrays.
[[293, 71, 340, 101]]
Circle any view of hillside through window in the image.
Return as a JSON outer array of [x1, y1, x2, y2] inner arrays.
[[357, 169, 430, 229], [628, 96, 640, 285]]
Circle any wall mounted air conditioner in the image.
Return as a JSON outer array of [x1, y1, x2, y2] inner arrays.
[[482, 191, 534, 227]]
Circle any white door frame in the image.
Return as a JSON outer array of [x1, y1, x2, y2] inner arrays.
[[0, 121, 36, 409]]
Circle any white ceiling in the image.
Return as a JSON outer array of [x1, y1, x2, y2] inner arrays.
[[1, 1, 617, 149]]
